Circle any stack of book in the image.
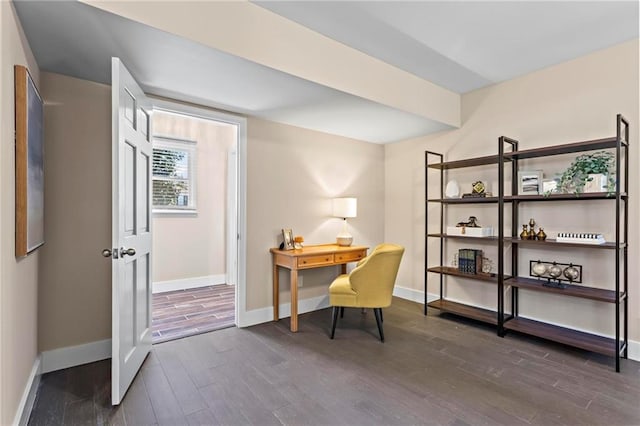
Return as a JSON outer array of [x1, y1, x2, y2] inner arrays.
[[458, 248, 483, 274]]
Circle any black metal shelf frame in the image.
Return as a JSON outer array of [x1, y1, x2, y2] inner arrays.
[[498, 114, 629, 372], [425, 115, 629, 372]]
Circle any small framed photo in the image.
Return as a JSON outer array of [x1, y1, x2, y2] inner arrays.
[[282, 228, 294, 250], [518, 170, 543, 195]]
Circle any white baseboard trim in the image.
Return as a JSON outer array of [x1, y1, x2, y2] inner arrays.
[[13, 356, 41, 426], [41, 339, 111, 374], [393, 285, 438, 304], [391, 287, 640, 362], [153, 274, 226, 294], [628, 340, 640, 361], [239, 294, 330, 328], [239, 287, 435, 329]]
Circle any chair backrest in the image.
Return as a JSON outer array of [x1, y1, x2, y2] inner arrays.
[[349, 243, 405, 308]]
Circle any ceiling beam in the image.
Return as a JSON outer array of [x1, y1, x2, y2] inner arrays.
[[81, 0, 460, 128]]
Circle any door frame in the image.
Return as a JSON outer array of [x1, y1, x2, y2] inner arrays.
[[149, 97, 247, 328]]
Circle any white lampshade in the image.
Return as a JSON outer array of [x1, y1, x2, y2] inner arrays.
[[332, 198, 357, 219]]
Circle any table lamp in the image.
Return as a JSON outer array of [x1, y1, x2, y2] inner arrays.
[[332, 197, 357, 246]]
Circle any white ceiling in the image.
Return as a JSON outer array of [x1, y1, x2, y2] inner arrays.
[[13, 1, 639, 144], [255, 1, 639, 93]]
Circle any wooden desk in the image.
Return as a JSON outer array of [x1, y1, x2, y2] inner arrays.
[[270, 244, 368, 332]]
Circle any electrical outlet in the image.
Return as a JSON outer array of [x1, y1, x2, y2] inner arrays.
[[298, 276, 303, 287]]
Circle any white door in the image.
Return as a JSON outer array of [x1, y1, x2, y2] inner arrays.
[[110, 58, 153, 405]]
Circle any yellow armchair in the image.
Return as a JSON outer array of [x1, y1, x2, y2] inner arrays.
[[329, 243, 404, 341]]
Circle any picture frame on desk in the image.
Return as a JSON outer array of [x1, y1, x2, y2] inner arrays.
[[518, 170, 543, 195], [282, 228, 294, 250]]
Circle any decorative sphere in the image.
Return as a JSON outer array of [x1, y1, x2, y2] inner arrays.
[[548, 264, 563, 278], [532, 262, 547, 276], [563, 266, 579, 281]]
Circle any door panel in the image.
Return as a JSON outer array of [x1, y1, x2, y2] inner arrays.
[[111, 58, 153, 405]]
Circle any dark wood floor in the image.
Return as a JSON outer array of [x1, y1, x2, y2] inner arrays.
[[152, 285, 235, 343], [29, 298, 640, 425]]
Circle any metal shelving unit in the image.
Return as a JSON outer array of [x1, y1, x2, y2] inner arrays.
[[425, 115, 629, 372]]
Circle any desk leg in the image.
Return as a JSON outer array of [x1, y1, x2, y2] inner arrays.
[[273, 263, 279, 322], [341, 264, 347, 275], [290, 269, 299, 332]]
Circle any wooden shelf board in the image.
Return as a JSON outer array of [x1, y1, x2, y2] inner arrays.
[[427, 197, 501, 204], [427, 266, 501, 282], [427, 299, 499, 325], [427, 154, 504, 170], [505, 237, 621, 250], [503, 137, 619, 160], [503, 317, 617, 356], [427, 233, 499, 242], [506, 276, 617, 303], [505, 192, 624, 202]]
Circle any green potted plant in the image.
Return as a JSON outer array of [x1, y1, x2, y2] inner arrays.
[[557, 151, 616, 195]]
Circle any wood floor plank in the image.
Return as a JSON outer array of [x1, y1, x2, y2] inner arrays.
[[153, 344, 208, 416], [28, 297, 640, 426]]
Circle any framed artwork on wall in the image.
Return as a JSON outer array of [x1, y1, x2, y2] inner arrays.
[[15, 65, 45, 257]]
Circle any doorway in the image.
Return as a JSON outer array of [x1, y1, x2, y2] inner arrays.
[[149, 104, 241, 343]]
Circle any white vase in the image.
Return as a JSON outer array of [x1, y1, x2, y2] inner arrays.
[[445, 180, 460, 198]]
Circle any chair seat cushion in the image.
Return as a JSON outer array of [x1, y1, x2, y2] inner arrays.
[[329, 274, 358, 307]]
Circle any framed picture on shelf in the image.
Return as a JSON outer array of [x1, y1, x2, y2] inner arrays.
[[15, 65, 44, 257], [518, 170, 543, 195], [282, 228, 294, 250]]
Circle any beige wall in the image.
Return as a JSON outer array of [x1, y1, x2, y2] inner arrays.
[[152, 111, 235, 283], [35, 73, 385, 351], [0, 3, 41, 424], [38, 72, 112, 352], [385, 39, 640, 341], [246, 117, 385, 310]]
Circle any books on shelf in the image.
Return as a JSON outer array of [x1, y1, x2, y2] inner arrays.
[[458, 249, 483, 274], [556, 233, 606, 245]]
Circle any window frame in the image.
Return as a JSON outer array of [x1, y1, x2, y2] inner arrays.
[[151, 135, 197, 214]]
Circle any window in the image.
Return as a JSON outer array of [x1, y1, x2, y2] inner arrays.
[[152, 137, 196, 212]]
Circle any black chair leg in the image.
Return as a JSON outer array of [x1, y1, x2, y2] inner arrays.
[[374, 308, 384, 342], [380, 309, 383, 322], [330, 306, 339, 339], [340, 307, 344, 318]]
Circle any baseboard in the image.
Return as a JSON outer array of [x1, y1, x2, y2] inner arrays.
[[628, 339, 640, 361], [391, 287, 640, 362], [239, 287, 436, 329], [239, 294, 330, 328], [41, 339, 111, 374], [393, 285, 438, 304], [152, 274, 226, 294], [13, 356, 41, 426]]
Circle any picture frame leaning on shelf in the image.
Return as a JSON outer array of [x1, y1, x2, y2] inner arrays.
[[517, 170, 543, 195]]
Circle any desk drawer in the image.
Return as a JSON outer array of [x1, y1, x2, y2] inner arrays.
[[335, 251, 365, 263], [298, 254, 334, 268]]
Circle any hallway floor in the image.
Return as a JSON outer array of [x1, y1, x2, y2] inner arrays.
[[152, 284, 235, 343]]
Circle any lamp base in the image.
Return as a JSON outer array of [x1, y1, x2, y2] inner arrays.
[[336, 232, 353, 247]]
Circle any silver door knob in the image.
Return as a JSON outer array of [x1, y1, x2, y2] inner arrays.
[[120, 247, 136, 257], [102, 249, 112, 258]]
